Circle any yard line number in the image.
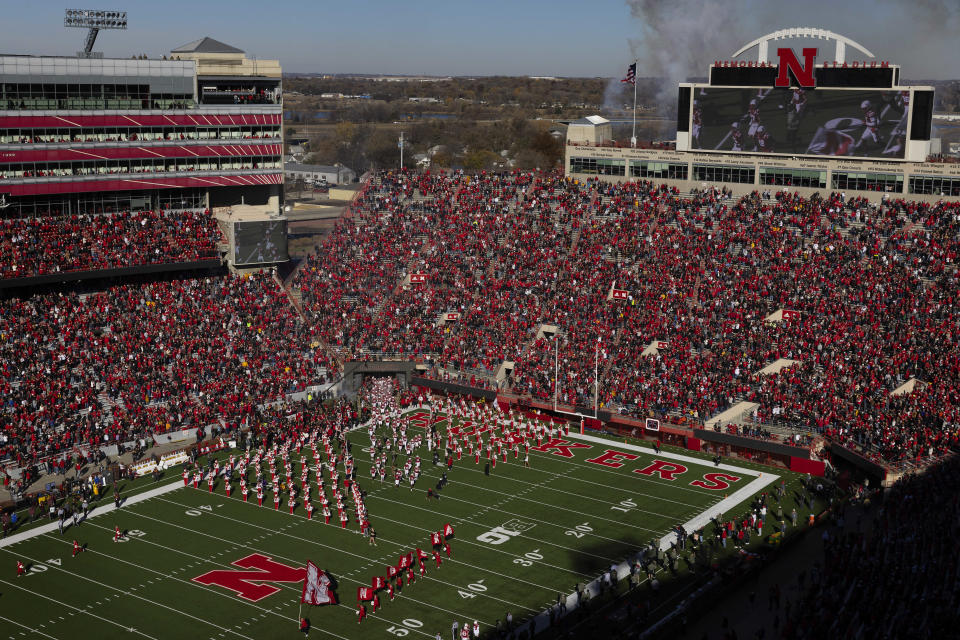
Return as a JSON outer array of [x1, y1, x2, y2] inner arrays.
[[563, 522, 593, 538], [386, 618, 423, 636]]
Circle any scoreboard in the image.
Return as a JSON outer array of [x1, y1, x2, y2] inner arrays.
[[231, 219, 288, 265], [688, 86, 915, 160], [677, 59, 934, 163]]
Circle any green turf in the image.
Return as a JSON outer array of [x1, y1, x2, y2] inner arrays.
[[0, 412, 818, 640]]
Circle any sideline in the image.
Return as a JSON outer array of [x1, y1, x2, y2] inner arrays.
[[0, 480, 184, 548]]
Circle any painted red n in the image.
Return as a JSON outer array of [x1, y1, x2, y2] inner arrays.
[[193, 553, 306, 601], [775, 47, 817, 88]]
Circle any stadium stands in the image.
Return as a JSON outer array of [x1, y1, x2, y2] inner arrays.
[[0, 272, 334, 490], [0, 209, 220, 279], [781, 456, 960, 639], [294, 170, 959, 468], [2, 168, 956, 494]]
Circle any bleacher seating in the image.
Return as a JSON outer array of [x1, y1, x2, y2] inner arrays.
[[0, 209, 220, 279], [294, 170, 959, 466], [0, 272, 333, 482], [2, 169, 957, 494]]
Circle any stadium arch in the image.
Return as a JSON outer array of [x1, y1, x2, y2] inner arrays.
[[732, 27, 875, 64]]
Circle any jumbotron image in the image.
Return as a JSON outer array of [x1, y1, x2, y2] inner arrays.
[[0, 12, 957, 640]]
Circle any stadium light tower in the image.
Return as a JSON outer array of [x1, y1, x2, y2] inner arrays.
[[64, 9, 128, 58]]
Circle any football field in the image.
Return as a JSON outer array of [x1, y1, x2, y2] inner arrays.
[[0, 413, 788, 640]]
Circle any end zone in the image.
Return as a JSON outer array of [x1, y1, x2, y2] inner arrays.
[[566, 430, 780, 549]]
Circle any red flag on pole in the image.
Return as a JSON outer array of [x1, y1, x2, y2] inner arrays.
[[301, 561, 337, 605], [357, 586, 374, 602]]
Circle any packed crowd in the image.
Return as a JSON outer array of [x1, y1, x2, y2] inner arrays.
[[781, 455, 960, 639], [0, 209, 220, 279], [0, 272, 335, 483], [3, 169, 957, 482], [295, 170, 959, 466]]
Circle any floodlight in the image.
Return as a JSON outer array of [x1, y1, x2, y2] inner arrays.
[[64, 8, 128, 57]]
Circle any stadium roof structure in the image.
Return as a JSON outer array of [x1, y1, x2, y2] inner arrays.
[[171, 37, 244, 54]]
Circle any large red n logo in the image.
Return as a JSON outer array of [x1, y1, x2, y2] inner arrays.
[[776, 47, 817, 88], [193, 554, 306, 601]]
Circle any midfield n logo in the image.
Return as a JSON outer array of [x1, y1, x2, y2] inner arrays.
[[775, 47, 818, 88], [193, 553, 306, 601]]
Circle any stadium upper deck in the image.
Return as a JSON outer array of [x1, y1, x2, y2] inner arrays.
[[0, 37, 282, 217], [566, 28, 960, 201]]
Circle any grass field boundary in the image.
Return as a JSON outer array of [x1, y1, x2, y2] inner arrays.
[[0, 479, 183, 549]]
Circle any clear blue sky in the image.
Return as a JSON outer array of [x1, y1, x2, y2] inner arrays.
[[2, 0, 957, 79]]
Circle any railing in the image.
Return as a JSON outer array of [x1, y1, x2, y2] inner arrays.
[[1, 167, 281, 185]]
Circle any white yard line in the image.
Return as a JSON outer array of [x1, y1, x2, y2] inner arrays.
[[86, 514, 538, 616], [0, 544, 257, 640], [0, 576, 159, 640], [351, 470, 599, 578], [152, 493, 568, 594], [37, 531, 363, 640], [131, 496, 486, 632], [0, 613, 62, 640], [416, 473, 668, 532], [403, 412, 780, 639], [370, 491, 652, 550], [40, 532, 296, 623], [429, 459, 691, 519], [0, 480, 184, 549]]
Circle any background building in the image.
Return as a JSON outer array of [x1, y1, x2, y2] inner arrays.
[[0, 37, 283, 217], [284, 161, 357, 185]]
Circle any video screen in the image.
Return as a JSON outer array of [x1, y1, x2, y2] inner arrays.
[[690, 87, 910, 159], [233, 220, 288, 265]]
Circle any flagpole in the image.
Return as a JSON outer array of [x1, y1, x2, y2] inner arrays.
[[553, 335, 558, 411], [594, 341, 599, 419], [631, 58, 638, 148], [298, 602, 302, 630]]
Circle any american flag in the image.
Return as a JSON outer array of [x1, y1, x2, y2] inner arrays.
[[621, 62, 636, 85]]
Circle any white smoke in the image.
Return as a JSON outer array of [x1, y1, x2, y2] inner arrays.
[[625, 0, 749, 109], [622, 0, 960, 102]]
